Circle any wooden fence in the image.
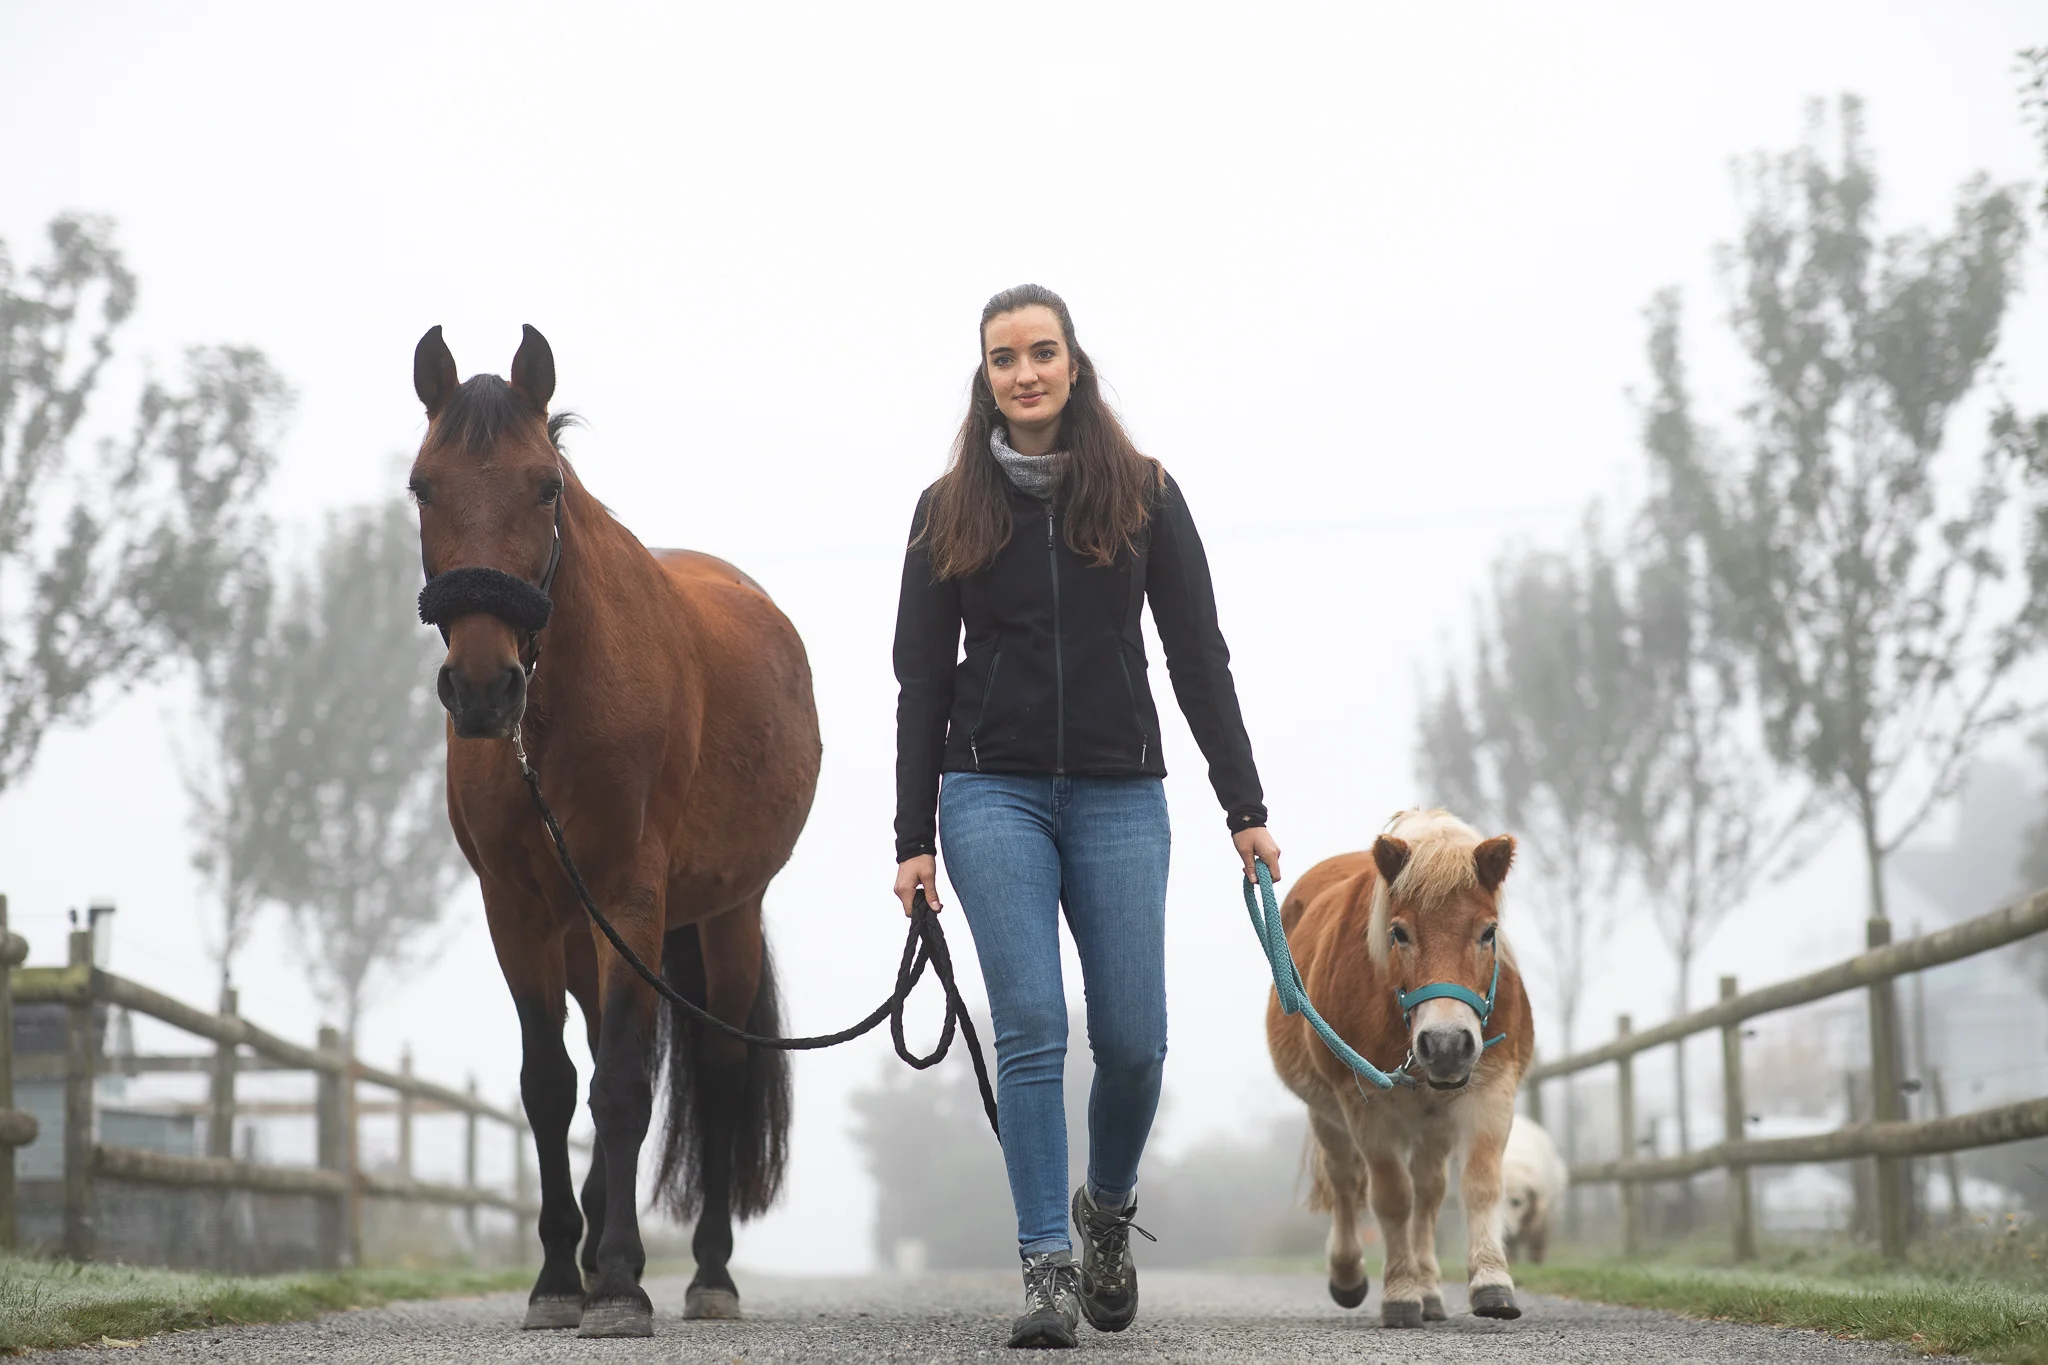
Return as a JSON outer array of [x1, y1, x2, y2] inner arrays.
[[0, 894, 550, 1266], [1524, 890, 2048, 1260]]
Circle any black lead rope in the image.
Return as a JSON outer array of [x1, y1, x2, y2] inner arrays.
[[512, 732, 1000, 1140]]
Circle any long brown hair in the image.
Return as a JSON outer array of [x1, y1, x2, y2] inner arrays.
[[923, 284, 1162, 579]]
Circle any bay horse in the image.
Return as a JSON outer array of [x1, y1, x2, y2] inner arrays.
[[1266, 809, 1535, 1326], [409, 325, 821, 1337]]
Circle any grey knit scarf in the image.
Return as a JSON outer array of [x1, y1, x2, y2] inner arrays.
[[990, 427, 1059, 500]]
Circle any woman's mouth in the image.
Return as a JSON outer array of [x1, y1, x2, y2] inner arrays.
[[1016, 392, 1043, 406]]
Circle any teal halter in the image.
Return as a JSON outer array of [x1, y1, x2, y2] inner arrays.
[[1398, 949, 1507, 1052]]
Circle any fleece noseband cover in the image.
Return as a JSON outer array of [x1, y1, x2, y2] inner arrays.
[[418, 567, 554, 638]]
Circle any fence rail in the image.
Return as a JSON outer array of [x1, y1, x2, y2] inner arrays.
[[0, 893, 548, 1266], [1525, 888, 2048, 1261]]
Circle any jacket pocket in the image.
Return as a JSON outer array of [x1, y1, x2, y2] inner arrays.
[[970, 644, 1003, 770], [1118, 644, 1151, 767]]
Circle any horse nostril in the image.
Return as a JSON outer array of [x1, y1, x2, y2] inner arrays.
[[437, 666, 459, 715], [1417, 1027, 1476, 1066]]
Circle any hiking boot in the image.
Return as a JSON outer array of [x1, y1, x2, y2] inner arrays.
[[1071, 1186, 1155, 1332], [1008, 1250, 1081, 1349]]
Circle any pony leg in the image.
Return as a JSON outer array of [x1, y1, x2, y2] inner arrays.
[[1409, 1134, 1453, 1321], [674, 897, 788, 1321], [579, 880, 666, 1339], [1364, 1152, 1423, 1328], [1308, 1109, 1369, 1308], [491, 918, 585, 1330], [1460, 1104, 1520, 1318]]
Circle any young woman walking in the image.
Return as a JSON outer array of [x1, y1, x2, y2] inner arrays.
[[892, 284, 1282, 1349]]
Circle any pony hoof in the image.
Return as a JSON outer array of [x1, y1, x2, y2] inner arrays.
[[1423, 1293, 1447, 1321], [684, 1286, 742, 1320], [521, 1295, 583, 1330], [1380, 1299, 1424, 1329], [1328, 1276, 1368, 1309], [1469, 1284, 1522, 1320], [578, 1298, 655, 1338]]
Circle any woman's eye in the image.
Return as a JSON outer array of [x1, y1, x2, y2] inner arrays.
[[1035, 349, 1056, 362]]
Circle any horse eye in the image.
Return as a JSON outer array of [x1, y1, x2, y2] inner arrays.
[[1390, 924, 1411, 946], [540, 481, 563, 506], [1480, 925, 1497, 946], [408, 478, 432, 507]]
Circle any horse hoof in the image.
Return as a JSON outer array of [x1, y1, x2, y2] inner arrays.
[[1328, 1276, 1368, 1309], [578, 1298, 655, 1338], [1381, 1299, 1424, 1329], [684, 1286, 742, 1320], [521, 1295, 583, 1330], [1423, 1293, 1447, 1321], [1469, 1284, 1522, 1320]]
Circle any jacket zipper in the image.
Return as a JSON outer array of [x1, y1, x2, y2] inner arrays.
[[1118, 649, 1150, 768], [1047, 504, 1064, 774], [970, 645, 1001, 771]]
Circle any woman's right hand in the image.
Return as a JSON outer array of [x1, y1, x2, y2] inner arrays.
[[894, 855, 943, 917]]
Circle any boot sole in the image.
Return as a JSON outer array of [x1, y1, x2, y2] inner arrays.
[[1008, 1316, 1079, 1349]]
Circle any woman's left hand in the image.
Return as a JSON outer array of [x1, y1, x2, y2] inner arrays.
[[1233, 826, 1283, 885]]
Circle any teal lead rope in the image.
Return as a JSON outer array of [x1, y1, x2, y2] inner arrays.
[[1242, 858, 1408, 1090]]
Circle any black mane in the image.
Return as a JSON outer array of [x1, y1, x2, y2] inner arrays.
[[437, 373, 578, 454]]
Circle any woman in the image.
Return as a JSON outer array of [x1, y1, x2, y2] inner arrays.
[[893, 283, 1282, 1349]]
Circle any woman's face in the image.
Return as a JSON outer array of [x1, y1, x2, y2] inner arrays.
[[983, 305, 1076, 437]]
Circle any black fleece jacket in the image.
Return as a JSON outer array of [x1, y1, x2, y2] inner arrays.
[[893, 471, 1268, 862]]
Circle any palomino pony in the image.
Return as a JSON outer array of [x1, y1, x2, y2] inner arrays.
[[409, 325, 821, 1337], [1266, 809, 1535, 1326]]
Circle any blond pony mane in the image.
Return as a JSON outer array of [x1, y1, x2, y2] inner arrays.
[[1365, 808, 1518, 971]]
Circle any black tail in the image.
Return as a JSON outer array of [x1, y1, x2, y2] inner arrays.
[[652, 923, 792, 1220]]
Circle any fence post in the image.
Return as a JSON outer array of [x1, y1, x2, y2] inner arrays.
[[344, 1037, 362, 1267], [1930, 1066, 1964, 1225], [209, 987, 239, 1160], [0, 895, 18, 1250], [315, 1025, 346, 1268], [464, 1075, 480, 1245], [398, 1045, 415, 1182], [63, 927, 98, 1260], [1616, 1015, 1638, 1255], [1718, 975, 1754, 1262], [1866, 918, 1907, 1259]]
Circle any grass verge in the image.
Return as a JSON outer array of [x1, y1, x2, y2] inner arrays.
[[0, 1256, 532, 1354], [1518, 1261, 2048, 1365]]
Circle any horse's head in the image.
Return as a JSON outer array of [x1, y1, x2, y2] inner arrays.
[[409, 324, 565, 740], [1369, 816, 1517, 1090]]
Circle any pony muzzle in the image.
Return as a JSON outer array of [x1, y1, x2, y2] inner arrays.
[[1409, 997, 1483, 1088]]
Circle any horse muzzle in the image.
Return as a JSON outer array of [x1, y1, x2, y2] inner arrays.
[[1413, 1021, 1479, 1089], [438, 660, 528, 739]]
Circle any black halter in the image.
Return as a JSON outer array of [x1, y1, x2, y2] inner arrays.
[[418, 510, 562, 675]]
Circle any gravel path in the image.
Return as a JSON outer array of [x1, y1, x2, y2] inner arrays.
[[40, 1269, 1953, 1363]]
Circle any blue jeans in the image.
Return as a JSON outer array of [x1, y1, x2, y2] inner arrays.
[[938, 772, 1171, 1257]]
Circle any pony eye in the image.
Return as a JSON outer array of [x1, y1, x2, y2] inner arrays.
[[1390, 923, 1411, 947], [1480, 925, 1497, 947]]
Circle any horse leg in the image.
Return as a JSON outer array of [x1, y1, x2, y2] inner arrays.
[[1460, 1104, 1520, 1319], [579, 881, 666, 1339], [493, 922, 585, 1330], [1410, 1133, 1453, 1321], [1365, 1151, 1423, 1328], [1308, 1108, 1369, 1309], [565, 932, 606, 1283], [674, 897, 789, 1320]]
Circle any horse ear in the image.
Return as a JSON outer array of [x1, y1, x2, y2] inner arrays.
[[1475, 835, 1517, 893], [1372, 835, 1411, 887], [510, 323, 555, 412], [414, 325, 459, 416]]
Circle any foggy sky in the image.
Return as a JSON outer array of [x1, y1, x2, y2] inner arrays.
[[2, 1, 2044, 1272]]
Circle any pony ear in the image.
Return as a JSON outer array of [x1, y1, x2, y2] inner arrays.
[[1372, 835, 1411, 887], [414, 325, 459, 416], [1475, 834, 1517, 893], [509, 323, 555, 412]]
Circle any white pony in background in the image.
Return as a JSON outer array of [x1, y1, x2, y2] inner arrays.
[[1501, 1114, 1567, 1263]]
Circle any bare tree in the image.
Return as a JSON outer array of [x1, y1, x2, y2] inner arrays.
[[1417, 524, 1642, 1163], [262, 498, 464, 1044], [0, 214, 287, 794]]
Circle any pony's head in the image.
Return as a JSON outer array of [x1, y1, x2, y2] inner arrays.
[[1367, 809, 1517, 1090], [409, 324, 566, 740]]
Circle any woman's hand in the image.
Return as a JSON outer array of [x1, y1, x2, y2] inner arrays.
[[894, 855, 943, 917], [1233, 826, 1283, 886]]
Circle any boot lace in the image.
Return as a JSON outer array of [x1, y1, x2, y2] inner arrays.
[[1022, 1254, 1079, 1314], [1082, 1202, 1156, 1290]]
